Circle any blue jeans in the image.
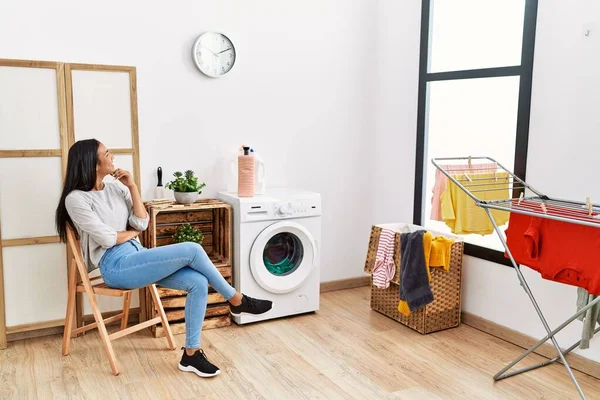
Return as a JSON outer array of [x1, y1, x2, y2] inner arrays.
[[99, 240, 236, 348]]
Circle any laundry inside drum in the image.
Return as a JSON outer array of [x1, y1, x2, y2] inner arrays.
[[263, 232, 304, 276]]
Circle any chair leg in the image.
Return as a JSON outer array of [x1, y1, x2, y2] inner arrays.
[[121, 292, 131, 330], [62, 259, 77, 356], [62, 260, 77, 355], [149, 284, 176, 350], [84, 286, 120, 375]]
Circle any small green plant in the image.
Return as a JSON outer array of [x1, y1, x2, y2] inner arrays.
[[166, 170, 207, 193], [173, 223, 204, 244]]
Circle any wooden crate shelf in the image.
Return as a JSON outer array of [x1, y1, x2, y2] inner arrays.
[[161, 291, 229, 309], [153, 316, 231, 338], [141, 199, 233, 337]]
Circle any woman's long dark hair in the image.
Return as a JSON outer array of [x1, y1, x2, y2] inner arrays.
[[55, 139, 100, 242]]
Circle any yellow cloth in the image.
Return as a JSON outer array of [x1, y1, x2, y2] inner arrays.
[[441, 172, 510, 235], [398, 299, 411, 317], [398, 232, 455, 317], [422, 231, 433, 281], [429, 236, 455, 271]]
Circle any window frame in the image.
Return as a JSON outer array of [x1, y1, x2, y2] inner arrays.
[[412, 0, 539, 266]]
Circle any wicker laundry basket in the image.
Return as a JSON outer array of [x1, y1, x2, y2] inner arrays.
[[365, 223, 464, 334]]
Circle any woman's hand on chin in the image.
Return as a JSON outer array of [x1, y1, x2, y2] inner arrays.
[[112, 168, 136, 188]]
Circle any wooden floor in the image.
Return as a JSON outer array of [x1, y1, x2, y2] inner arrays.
[[2, 287, 600, 400]]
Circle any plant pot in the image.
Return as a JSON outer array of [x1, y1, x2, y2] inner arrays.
[[174, 192, 199, 204]]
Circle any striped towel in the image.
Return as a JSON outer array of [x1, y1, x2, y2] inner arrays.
[[372, 228, 396, 289]]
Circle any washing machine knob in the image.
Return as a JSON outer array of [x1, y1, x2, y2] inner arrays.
[[277, 204, 290, 215]]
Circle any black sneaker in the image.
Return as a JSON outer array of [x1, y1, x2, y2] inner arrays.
[[178, 348, 220, 377], [230, 294, 273, 317]]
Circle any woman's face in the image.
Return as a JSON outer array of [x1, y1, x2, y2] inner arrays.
[[96, 142, 115, 176]]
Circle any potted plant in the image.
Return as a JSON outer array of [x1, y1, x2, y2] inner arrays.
[[173, 223, 204, 244], [166, 170, 207, 204]]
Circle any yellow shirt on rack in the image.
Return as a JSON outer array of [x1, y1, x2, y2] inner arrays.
[[441, 172, 510, 235]]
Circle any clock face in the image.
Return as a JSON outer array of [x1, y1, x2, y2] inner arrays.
[[192, 32, 236, 78]]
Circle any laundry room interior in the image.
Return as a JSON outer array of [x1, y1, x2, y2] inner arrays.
[[2, 0, 600, 399]]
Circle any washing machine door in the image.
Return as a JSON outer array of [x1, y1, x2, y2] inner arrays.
[[249, 221, 318, 294]]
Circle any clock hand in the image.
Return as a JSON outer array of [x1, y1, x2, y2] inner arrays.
[[202, 45, 218, 56], [217, 47, 232, 54]]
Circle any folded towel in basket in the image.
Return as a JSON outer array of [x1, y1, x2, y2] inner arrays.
[[372, 228, 396, 289]]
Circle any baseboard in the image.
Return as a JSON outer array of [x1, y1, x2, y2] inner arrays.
[[462, 311, 600, 379], [320, 276, 370, 293], [8, 326, 65, 343], [6, 318, 65, 334], [6, 308, 141, 344]]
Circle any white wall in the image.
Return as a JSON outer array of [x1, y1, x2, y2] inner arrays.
[[371, 1, 422, 225], [0, 0, 378, 283]]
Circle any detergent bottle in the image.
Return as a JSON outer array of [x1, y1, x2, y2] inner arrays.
[[238, 146, 255, 197]]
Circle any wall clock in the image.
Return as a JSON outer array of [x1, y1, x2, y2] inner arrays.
[[192, 32, 236, 78]]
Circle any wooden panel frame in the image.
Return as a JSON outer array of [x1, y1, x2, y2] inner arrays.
[[65, 63, 141, 189], [0, 150, 62, 157], [0, 211, 4, 349], [0, 59, 69, 349], [65, 63, 142, 332], [2, 236, 61, 247], [0, 60, 142, 348]]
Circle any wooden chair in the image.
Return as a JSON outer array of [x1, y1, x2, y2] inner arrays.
[[62, 226, 176, 375]]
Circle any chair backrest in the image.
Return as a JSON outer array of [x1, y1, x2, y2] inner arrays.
[[66, 225, 89, 281]]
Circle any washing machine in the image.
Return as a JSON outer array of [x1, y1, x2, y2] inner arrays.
[[217, 189, 321, 324]]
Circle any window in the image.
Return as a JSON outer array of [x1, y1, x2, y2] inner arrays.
[[413, 0, 538, 265]]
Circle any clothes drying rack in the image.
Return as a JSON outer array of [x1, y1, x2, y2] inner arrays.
[[432, 156, 600, 400]]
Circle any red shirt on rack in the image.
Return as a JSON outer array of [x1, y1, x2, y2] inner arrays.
[[505, 201, 600, 295], [505, 211, 541, 272]]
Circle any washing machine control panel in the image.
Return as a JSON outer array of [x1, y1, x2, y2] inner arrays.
[[237, 193, 322, 222], [273, 200, 320, 218], [276, 203, 291, 216]]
